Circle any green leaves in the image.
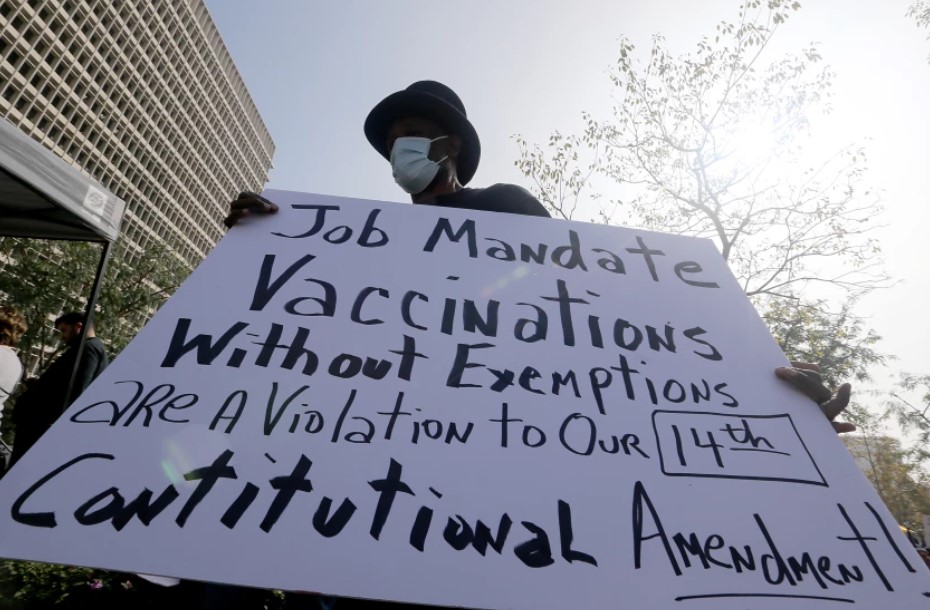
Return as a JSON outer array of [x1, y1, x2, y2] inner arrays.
[[515, 0, 887, 307], [0, 237, 192, 445], [761, 296, 885, 386], [842, 434, 930, 532], [908, 0, 930, 29], [0, 238, 192, 370], [908, 0, 930, 62], [514, 2, 897, 468], [886, 373, 930, 455]]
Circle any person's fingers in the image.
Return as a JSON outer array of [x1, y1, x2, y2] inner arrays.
[[229, 200, 253, 212], [232, 192, 278, 212], [230, 192, 254, 209], [225, 193, 278, 227], [832, 421, 857, 434], [223, 208, 249, 228], [774, 366, 833, 404], [820, 383, 851, 421], [231, 194, 261, 211], [777, 368, 855, 434], [783, 363, 824, 386]]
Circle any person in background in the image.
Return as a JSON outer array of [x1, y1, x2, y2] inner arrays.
[[0, 306, 27, 419], [9, 311, 108, 467], [0, 306, 27, 476]]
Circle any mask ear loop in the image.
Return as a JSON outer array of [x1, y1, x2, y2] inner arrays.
[[429, 135, 449, 165]]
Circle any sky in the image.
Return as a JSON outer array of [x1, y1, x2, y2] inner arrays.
[[203, 0, 929, 412]]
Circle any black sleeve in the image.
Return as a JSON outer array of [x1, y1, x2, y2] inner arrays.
[[71, 345, 102, 400], [486, 184, 552, 218]]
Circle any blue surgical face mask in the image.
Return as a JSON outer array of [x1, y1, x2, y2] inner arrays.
[[390, 136, 448, 194]]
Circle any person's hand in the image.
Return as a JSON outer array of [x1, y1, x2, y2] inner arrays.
[[223, 191, 279, 228], [775, 362, 856, 434]]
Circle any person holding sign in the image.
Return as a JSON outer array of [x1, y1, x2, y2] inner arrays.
[[9, 312, 109, 468], [225, 79, 853, 433], [226, 81, 551, 227], [220, 80, 855, 609]]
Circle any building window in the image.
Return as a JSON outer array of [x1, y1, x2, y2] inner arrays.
[[6, 49, 23, 68]]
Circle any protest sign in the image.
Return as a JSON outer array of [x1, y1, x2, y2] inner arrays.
[[0, 190, 927, 608]]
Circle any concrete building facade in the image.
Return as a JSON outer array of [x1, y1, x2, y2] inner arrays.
[[0, 0, 273, 265]]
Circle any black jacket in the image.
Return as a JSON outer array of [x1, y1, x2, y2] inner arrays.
[[10, 337, 108, 465]]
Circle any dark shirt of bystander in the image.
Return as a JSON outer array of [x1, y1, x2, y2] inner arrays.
[[9, 336, 108, 466]]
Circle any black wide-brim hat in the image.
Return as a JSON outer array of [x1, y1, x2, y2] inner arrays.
[[364, 81, 481, 186]]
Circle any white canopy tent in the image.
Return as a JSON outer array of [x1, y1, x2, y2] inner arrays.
[[0, 116, 126, 438], [0, 116, 124, 241]]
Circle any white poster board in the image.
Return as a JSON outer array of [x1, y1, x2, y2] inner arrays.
[[0, 190, 927, 609]]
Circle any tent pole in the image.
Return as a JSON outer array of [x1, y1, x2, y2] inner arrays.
[[62, 239, 112, 413]]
